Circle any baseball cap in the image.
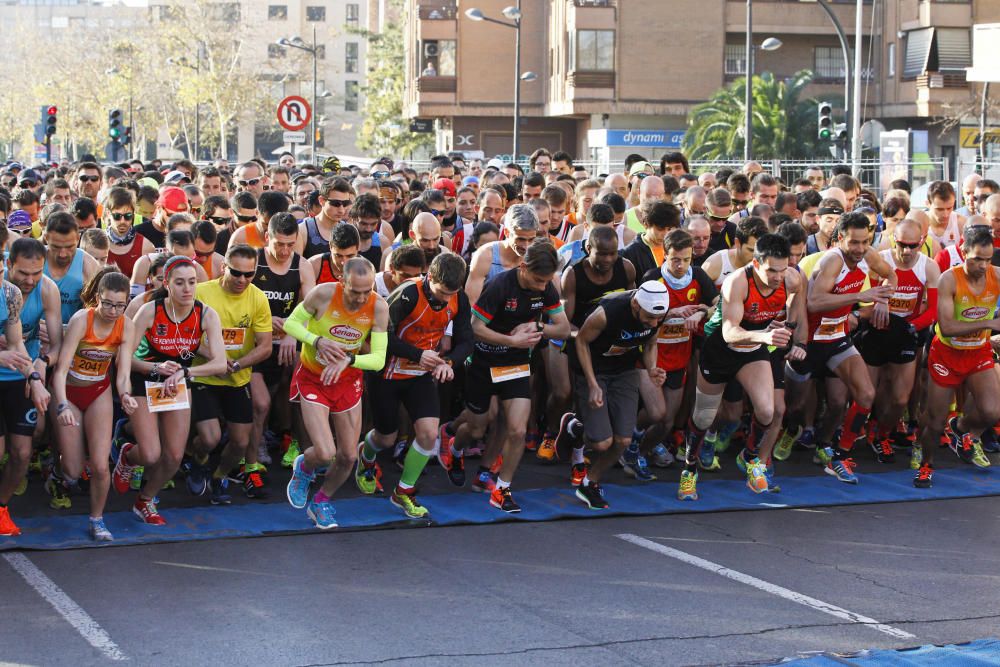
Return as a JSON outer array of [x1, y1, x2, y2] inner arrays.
[[486, 157, 504, 170], [628, 161, 654, 178], [164, 170, 190, 184], [17, 168, 40, 185], [462, 176, 480, 187], [156, 186, 189, 213], [7, 210, 32, 232], [635, 280, 670, 315], [431, 178, 457, 197], [138, 177, 159, 190]]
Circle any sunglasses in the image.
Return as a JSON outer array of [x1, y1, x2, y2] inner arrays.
[[190, 206, 202, 214], [430, 209, 444, 216], [895, 240, 922, 250], [707, 213, 729, 222], [78, 175, 100, 183], [10, 228, 32, 236], [194, 250, 214, 260], [238, 178, 261, 187], [632, 173, 649, 181], [732, 198, 750, 206], [19, 180, 36, 188], [326, 199, 351, 207], [208, 216, 231, 225], [227, 265, 256, 279], [236, 214, 258, 223], [111, 211, 134, 221]]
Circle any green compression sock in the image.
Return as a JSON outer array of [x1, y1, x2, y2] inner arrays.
[[398, 444, 431, 489]]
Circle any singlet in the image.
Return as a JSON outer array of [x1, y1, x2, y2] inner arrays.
[[374, 272, 391, 298], [881, 250, 928, 322], [302, 217, 330, 258], [300, 283, 375, 374], [0, 282, 44, 382], [712, 249, 737, 288], [928, 212, 961, 248], [807, 248, 868, 343], [360, 233, 382, 269], [134, 298, 206, 367], [581, 225, 627, 251], [573, 290, 658, 375], [67, 310, 125, 386], [704, 265, 787, 352], [383, 278, 458, 380], [935, 265, 999, 350], [570, 257, 630, 328], [109, 233, 146, 278], [252, 248, 302, 337], [943, 244, 964, 270], [487, 243, 507, 284], [451, 220, 475, 256], [315, 253, 339, 285], [655, 266, 716, 370], [197, 253, 216, 280], [44, 248, 85, 324], [244, 224, 266, 249]]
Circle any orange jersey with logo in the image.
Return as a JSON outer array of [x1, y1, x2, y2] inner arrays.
[[935, 265, 999, 350], [68, 310, 125, 386], [300, 283, 375, 374]]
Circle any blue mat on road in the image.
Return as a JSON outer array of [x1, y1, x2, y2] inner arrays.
[[781, 637, 1000, 665], [4, 466, 1000, 551]]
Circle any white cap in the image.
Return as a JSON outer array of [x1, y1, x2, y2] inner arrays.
[[635, 281, 670, 315], [486, 157, 504, 170]]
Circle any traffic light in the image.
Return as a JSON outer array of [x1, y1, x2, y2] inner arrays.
[[835, 123, 848, 143], [108, 109, 123, 141], [44, 106, 58, 137], [122, 126, 132, 146], [817, 101, 833, 141]]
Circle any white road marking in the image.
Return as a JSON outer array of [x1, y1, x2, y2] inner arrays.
[[152, 561, 281, 576], [3, 553, 127, 661], [792, 508, 830, 513], [758, 502, 789, 508], [616, 533, 915, 640]]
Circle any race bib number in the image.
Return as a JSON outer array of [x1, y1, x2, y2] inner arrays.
[[390, 357, 427, 377], [68, 352, 113, 382], [145, 380, 190, 413], [489, 364, 530, 383], [888, 292, 918, 317], [813, 315, 848, 341], [222, 328, 246, 351], [657, 318, 688, 345]]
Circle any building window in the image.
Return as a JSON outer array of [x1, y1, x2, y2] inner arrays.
[[421, 39, 456, 76], [903, 27, 933, 77], [935, 27, 971, 71], [345, 81, 359, 111], [317, 45, 326, 60], [573, 29, 614, 71], [346, 3, 360, 28], [306, 6, 326, 21], [268, 5, 287, 20], [814, 46, 846, 80], [207, 3, 240, 21], [345, 43, 359, 73], [724, 43, 746, 76], [887, 42, 895, 78], [268, 43, 286, 59]]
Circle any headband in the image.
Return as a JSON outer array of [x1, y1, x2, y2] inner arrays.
[[163, 255, 196, 281], [818, 206, 844, 216]]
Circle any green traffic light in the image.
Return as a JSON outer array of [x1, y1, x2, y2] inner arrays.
[[110, 128, 121, 138], [819, 129, 831, 140]]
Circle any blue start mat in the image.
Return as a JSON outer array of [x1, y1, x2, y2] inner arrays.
[[780, 637, 1000, 665], [3, 466, 1000, 551]]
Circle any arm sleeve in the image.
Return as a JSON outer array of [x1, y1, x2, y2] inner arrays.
[[386, 284, 424, 362], [283, 302, 319, 348], [352, 331, 387, 371], [910, 288, 938, 331], [446, 293, 474, 363]]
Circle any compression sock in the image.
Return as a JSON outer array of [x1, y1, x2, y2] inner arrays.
[[685, 419, 707, 468], [838, 402, 871, 451], [361, 430, 379, 463], [398, 442, 431, 489], [572, 446, 585, 465]]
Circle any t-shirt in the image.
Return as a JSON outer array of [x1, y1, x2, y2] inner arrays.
[[135, 220, 165, 249], [707, 222, 737, 254], [194, 279, 272, 387], [625, 208, 643, 234], [471, 267, 563, 367]]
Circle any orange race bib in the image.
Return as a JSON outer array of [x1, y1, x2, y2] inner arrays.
[[68, 350, 114, 382], [489, 364, 530, 383], [888, 292, 918, 317], [813, 315, 848, 341], [145, 380, 190, 413], [390, 357, 427, 377], [657, 318, 689, 345], [222, 327, 246, 351]]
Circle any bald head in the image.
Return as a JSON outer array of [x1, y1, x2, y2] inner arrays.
[[893, 218, 922, 238], [966, 214, 988, 228], [906, 209, 931, 235], [411, 211, 442, 237], [963, 173, 982, 198], [605, 172, 627, 197], [685, 186, 707, 214], [820, 187, 847, 209], [698, 173, 716, 189], [983, 193, 1000, 218], [639, 174, 665, 202]]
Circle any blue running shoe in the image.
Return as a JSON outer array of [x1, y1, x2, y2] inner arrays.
[[185, 461, 209, 497], [813, 445, 834, 466], [797, 428, 817, 450], [620, 444, 655, 482], [210, 477, 231, 505], [764, 463, 780, 493], [286, 454, 315, 509], [307, 499, 338, 529], [825, 456, 859, 484], [699, 434, 722, 471], [982, 429, 1000, 454]]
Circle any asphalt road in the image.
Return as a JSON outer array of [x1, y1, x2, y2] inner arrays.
[[3, 495, 999, 666]]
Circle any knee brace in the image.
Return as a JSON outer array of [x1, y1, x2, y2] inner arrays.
[[692, 389, 724, 431]]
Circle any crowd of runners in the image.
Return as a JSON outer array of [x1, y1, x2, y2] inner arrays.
[[0, 149, 997, 540]]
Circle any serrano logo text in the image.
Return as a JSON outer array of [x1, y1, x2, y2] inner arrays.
[[79, 349, 112, 362], [961, 306, 989, 319], [329, 324, 363, 341]]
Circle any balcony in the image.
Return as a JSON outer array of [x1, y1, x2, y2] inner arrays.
[[418, 2, 457, 20], [417, 76, 457, 93], [916, 72, 969, 89], [568, 71, 615, 88]]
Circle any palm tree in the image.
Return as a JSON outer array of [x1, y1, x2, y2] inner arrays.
[[684, 70, 824, 160]]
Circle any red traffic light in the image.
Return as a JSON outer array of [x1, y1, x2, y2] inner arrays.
[[46, 106, 58, 116]]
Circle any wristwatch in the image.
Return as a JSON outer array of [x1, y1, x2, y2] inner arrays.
[[231, 361, 242, 372], [28, 371, 42, 383]]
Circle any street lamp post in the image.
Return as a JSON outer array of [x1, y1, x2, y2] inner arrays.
[[465, 3, 532, 163], [165, 49, 203, 161], [277, 26, 320, 163], [742, 2, 783, 162]]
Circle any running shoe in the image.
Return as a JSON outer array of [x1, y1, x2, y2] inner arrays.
[[438, 423, 455, 455], [773, 426, 801, 461], [569, 462, 587, 487], [910, 445, 923, 470], [764, 463, 780, 494], [471, 470, 496, 494], [393, 439, 408, 471], [745, 457, 769, 494], [89, 517, 113, 542], [797, 428, 817, 449], [489, 487, 521, 513], [129, 466, 144, 491], [438, 443, 465, 487], [281, 439, 301, 469], [677, 470, 699, 500], [575, 482, 608, 510], [354, 443, 384, 495], [699, 433, 722, 471], [0, 506, 20, 536], [133, 497, 166, 525], [871, 437, 896, 464], [391, 489, 429, 519], [257, 442, 273, 466], [13, 477, 26, 496], [913, 462, 934, 488], [210, 477, 232, 505], [524, 430, 540, 452], [112, 442, 139, 495], [307, 499, 338, 529], [243, 468, 269, 499], [44, 477, 71, 510], [971, 439, 991, 469], [286, 454, 315, 509], [536, 433, 558, 463], [813, 445, 834, 467], [649, 443, 675, 468], [553, 412, 580, 460], [948, 416, 976, 464], [982, 428, 1000, 454], [825, 456, 859, 484], [489, 455, 503, 476], [185, 462, 210, 497], [620, 444, 656, 482]]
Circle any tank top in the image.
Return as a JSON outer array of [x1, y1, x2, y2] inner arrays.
[[714, 249, 737, 288], [68, 310, 125, 386], [581, 225, 627, 251], [936, 265, 999, 350], [570, 257, 630, 328], [944, 244, 963, 268], [109, 232, 146, 278], [808, 248, 868, 342], [882, 250, 928, 321], [44, 249, 86, 325], [316, 253, 338, 285], [302, 217, 329, 258], [928, 213, 961, 248], [197, 253, 216, 280], [487, 243, 506, 283], [384, 279, 457, 380], [705, 265, 787, 352], [655, 268, 710, 365], [360, 235, 382, 269], [574, 290, 658, 375], [244, 224, 266, 249], [300, 283, 375, 374], [252, 248, 302, 325], [135, 298, 206, 366], [0, 283, 44, 381]]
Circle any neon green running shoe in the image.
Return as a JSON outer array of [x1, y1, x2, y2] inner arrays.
[[910, 446, 922, 470], [391, 489, 429, 518], [282, 440, 301, 469], [773, 426, 801, 462], [45, 478, 72, 510], [677, 470, 699, 500], [354, 442, 384, 495], [971, 439, 991, 469]]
